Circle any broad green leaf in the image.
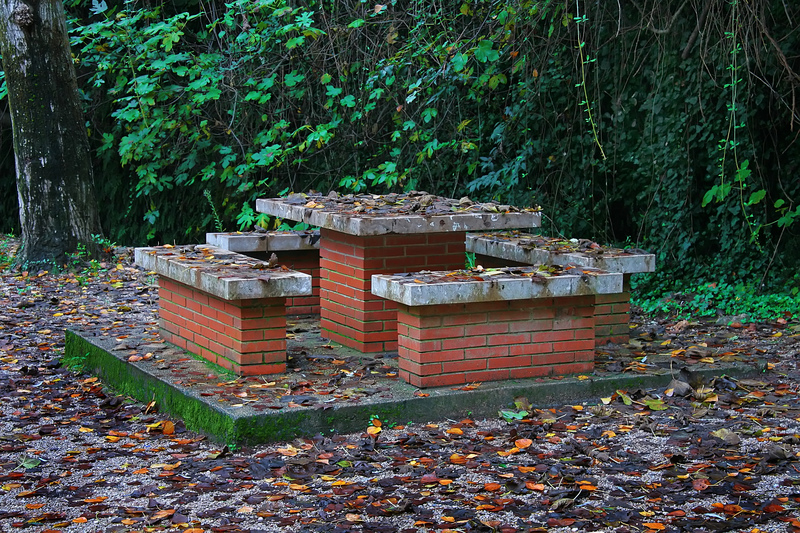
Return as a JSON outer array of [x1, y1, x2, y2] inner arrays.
[[644, 398, 668, 411], [616, 390, 632, 406], [474, 40, 499, 63], [452, 52, 467, 72], [746, 189, 766, 206], [284, 71, 304, 87], [286, 36, 305, 49]]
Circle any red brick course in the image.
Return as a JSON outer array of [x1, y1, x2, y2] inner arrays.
[[474, 253, 632, 346], [158, 278, 287, 375], [276, 250, 320, 315], [593, 274, 632, 345], [319, 229, 467, 352], [396, 296, 596, 387]]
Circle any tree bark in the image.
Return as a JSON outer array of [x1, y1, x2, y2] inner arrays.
[[0, 0, 103, 269]]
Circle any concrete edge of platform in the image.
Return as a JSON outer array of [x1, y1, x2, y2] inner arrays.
[[64, 329, 765, 446]]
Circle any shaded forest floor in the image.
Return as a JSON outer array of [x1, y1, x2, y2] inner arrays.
[[1, 242, 800, 533]]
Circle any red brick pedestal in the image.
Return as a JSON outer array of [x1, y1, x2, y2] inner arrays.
[[281, 250, 321, 315], [396, 296, 596, 388], [319, 229, 467, 352], [158, 278, 288, 375], [594, 273, 632, 345]]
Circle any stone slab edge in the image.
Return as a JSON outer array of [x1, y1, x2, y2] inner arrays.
[[135, 245, 311, 300], [206, 232, 321, 252], [466, 234, 656, 274], [371, 270, 623, 306], [256, 199, 542, 236], [66, 329, 764, 446]]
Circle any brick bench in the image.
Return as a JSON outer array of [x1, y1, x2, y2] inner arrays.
[[466, 232, 655, 345], [135, 244, 311, 375], [206, 231, 320, 315], [371, 266, 622, 388]]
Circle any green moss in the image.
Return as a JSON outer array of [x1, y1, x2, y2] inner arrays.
[[65, 331, 240, 443]]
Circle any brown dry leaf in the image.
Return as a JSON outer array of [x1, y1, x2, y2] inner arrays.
[[151, 509, 175, 520]]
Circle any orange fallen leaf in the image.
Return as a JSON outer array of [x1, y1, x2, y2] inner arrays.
[[643, 523, 665, 530], [483, 482, 502, 492], [514, 438, 532, 449]]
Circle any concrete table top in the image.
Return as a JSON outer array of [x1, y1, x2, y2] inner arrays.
[[371, 266, 622, 306], [256, 192, 541, 236], [135, 244, 311, 301], [467, 232, 655, 274], [206, 231, 321, 253]]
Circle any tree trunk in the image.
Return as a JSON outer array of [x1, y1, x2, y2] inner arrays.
[[0, 0, 103, 269]]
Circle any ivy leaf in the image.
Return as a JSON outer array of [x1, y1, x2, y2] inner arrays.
[[746, 189, 766, 206], [90, 0, 108, 15], [499, 409, 528, 422], [348, 18, 365, 28], [340, 95, 356, 107], [644, 398, 668, 411], [286, 36, 305, 49], [451, 52, 467, 72], [421, 107, 438, 123], [284, 71, 305, 87], [474, 40, 499, 63]]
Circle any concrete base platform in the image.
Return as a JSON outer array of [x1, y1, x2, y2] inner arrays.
[[64, 319, 763, 446]]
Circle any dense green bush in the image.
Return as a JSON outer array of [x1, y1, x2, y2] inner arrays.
[[0, 0, 797, 294]]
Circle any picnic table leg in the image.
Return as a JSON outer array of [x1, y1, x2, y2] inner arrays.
[[318, 228, 467, 353]]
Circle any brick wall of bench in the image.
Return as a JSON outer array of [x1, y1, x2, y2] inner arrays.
[[158, 278, 287, 375], [280, 250, 320, 315], [396, 296, 596, 388], [473, 252, 631, 346], [594, 273, 632, 345], [319, 229, 467, 352]]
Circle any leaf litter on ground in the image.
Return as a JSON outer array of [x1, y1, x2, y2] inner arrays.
[[1, 242, 800, 532]]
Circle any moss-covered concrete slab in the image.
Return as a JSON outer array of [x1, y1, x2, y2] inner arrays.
[[65, 324, 764, 446]]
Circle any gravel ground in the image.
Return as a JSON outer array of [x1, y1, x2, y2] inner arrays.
[[1, 245, 800, 533]]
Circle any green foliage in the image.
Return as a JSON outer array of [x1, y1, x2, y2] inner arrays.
[[0, 0, 795, 290], [633, 275, 800, 322], [0, 234, 16, 269]]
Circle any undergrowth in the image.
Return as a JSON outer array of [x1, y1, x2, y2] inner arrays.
[[632, 274, 800, 322]]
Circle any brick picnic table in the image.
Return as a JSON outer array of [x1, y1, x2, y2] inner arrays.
[[256, 192, 541, 353]]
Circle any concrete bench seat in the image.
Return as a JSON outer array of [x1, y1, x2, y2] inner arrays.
[[206, 231, 321, 315], [467, 232, 655, 345], [135, 244, 311, 375], [372, 266, 623, 388]]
